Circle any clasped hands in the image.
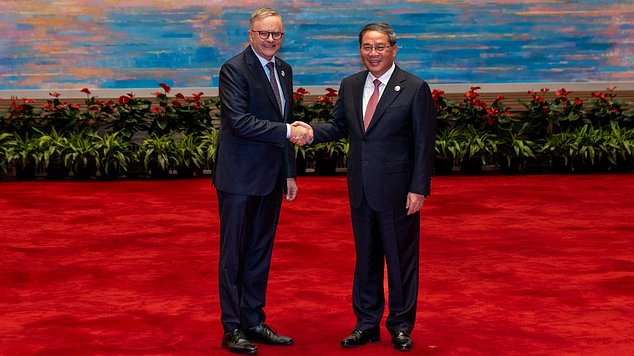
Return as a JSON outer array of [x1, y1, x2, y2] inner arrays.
[[289, 121, 313, 146]]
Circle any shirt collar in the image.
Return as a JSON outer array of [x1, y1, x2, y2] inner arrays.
[[366, 63, 396, 87], [251, 47, 275, 68]]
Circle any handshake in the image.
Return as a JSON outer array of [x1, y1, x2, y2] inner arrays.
[[289, 121, 314, 146]]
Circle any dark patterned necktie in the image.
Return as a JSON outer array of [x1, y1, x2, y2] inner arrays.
[[266, 62, 283, 112]]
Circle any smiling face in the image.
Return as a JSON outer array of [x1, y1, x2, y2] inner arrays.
[[359, 30, 398, 78], [248, 15, 284, 61]]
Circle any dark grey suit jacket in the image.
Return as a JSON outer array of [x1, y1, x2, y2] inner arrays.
[[213, 46, 295, 195], [312, 65, 436, 211]]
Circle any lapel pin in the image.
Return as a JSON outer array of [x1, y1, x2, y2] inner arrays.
[[394, 85, 401, 92], [281, 70, 286, 77]]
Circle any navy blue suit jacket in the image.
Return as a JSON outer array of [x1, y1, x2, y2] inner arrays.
[[213, 47, 295, 195], [312, 66, 436, 211]]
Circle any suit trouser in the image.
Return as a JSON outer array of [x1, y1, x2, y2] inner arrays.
[[216, 188, 282, 332], [350, 194, 420, 334]]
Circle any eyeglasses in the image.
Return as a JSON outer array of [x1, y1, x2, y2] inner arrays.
[[361, 45, 392, 53], [251, 30, 284, 40]]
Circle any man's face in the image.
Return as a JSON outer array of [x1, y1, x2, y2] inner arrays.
[[360, 30, 398, 77], [249, 15, 284, 61]]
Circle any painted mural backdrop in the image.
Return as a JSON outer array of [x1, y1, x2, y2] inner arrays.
[[1, 0, 633, 90]]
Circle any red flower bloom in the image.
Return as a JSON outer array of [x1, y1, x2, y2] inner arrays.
[[574, 98, 583, 106], [49, 91, 61, 98], [555, 88, 569, 97], [191, 92, 203, 101], [71, 104, 81, 110], [317, 96, 333, 104], [175, 93, 185, 100], [159, 83, 171, 93], [172, 100, 182, 107], [81, 88, 91, 95], [150, 106, 160, 113], [118, 96, 130, 105], [325, 88, 338, 97]]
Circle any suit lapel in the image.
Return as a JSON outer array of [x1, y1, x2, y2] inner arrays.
[[365, 66, 405, 133], [352, 71, 367, 134], [277, 61, 292, 122], [245, 47, 284, 119]]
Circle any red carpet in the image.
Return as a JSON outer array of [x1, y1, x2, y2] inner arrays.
[[1, 174, 633, 355]]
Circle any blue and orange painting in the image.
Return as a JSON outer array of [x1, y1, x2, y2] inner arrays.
[[1, 0, 633, 90]]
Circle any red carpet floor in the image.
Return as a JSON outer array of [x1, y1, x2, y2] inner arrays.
[[1, 174, 633, 355]]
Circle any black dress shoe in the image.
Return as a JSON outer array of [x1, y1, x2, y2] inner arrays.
[[222, 329, 257, 354], [392, 331, 413, 351], [340, 328, 380, 347], [246, 323, 293, 345]]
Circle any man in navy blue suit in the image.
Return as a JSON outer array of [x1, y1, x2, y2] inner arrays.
[[212, 7, 309, 355], [293, 22, 436, 352]]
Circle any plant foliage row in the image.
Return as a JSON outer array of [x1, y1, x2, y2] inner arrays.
[[1, 84, 633, 179]]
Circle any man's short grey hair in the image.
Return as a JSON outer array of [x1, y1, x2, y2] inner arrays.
[[250, 7, 282, 27], [358, 23, 397, 46]]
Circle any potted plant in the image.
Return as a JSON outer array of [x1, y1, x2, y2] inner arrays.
[[457, 126, 497, 174], [199, 128, 219, 175], [35, 128, 69, 180], [3, 133, 40, 180], [92, 131, 131, 180], [496, 122, 536, 173], [0, 133, 11, 178], [140, 133, 177, 179], [603, 122, 633, 172], [306, 138, 349, 176], [63, 130, 100, 180], [173, 132, 204, 178], [434, 128, 461, 175]]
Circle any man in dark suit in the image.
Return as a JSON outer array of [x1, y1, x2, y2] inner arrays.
[[213, 7, 309, 355], [293, 22, 436, 352]]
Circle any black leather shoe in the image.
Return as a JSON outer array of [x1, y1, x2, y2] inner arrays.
[[246, 323, 293, 345], [340, 328, 380, 347], [392, 331, 413, 351], [222, 329, 257, 354]]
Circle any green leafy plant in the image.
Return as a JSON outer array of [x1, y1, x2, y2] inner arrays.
[[93, 131, 131, 179], [173, 132, 204, 177], [141, 133, 177, 178], [63, 130, 100, 179]]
